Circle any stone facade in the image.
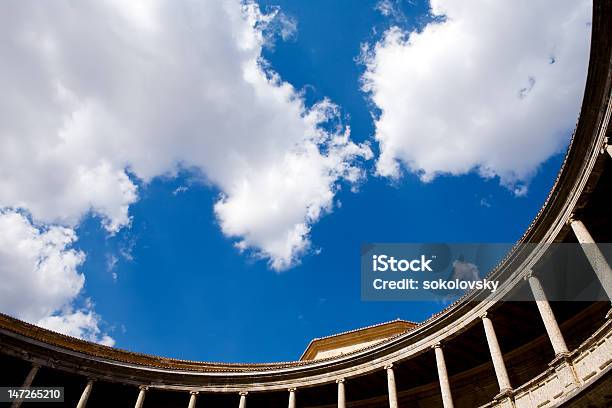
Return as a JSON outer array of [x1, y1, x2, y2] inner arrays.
[[301, 320, 415, 361]]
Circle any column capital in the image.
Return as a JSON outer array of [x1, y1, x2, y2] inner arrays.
[[288, 387, 297, 393], [239, 391, 249, 396], [431, 342, 442, 350], [566, 214, 577, 226], [384, 363, 394, 370], [139, 385, 149, 392], [493, 388, 514, 401], [336, 378, 345, 384], [480, 311, 490, 320], [523, 270, 534, 281], [548, 351, 572, 366], [601, 136, 609, 154], [189, 391, 199, 396]]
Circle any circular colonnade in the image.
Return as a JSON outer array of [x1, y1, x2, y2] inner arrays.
[[1, 2, 611, 408]]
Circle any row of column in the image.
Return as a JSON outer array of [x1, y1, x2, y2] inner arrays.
[[333, 349, 454, 408], [131, 388, 286, 408], [327, 217, 609, 408], [13, 217, 610, 408], [10, 366, 95, 408], [466, 216, 612, 404], [5, 338, 480, 408], [0, 333, 564, 408]]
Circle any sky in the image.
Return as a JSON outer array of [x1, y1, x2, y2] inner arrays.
[[0, 0, 592, 362]]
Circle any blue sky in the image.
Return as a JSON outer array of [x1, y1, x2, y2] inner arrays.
[[72, 0, 568, 362], [75, 156, 563, 362], [0, 0, 590, 362]]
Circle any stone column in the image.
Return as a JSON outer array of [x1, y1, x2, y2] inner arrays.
[[569, 218, 612, 300], [336, 379, 346, 408], [526, 272, 569, 356], [239, 391, 248, 408], [134, 386, 148, 408], [188, 391, 198, 408], [433, 343, 454, 408], [527, 272, 581, 391], [11, 363, 40, 408], [385, 364, 398, 408], [526, 268, 581, 393], [288, 388, 296, 408], [481, 313, 512, 394], [606, 143, 612, 159], [76, 379, 94, 408]]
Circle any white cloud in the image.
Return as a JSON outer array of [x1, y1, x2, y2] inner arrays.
[[106, 254, 118, 282], [214, 123, 371, 270], [0, 1, 370, 270], [479, 197, 491, 208], [172, 186, 189, 196], [38, 309, 115, 346], [375, 0, 408, 22], [362, 0, 591, 193], [450, 259, 480, 281], [376, 0, 396, 17], [0, 210, 112, 345], [262, 7, 298, 43]]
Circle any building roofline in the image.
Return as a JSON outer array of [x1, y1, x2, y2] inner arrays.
[[299, 319, 417, 361]]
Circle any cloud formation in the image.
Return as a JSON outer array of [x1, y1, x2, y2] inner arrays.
[[0, 210, 84, 322], [362, 0, 591, 194], [0, 0, 370, 345], [0, 210, 112, 344], [38, 309, 115, 347], [0, 1, 370, 272]]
